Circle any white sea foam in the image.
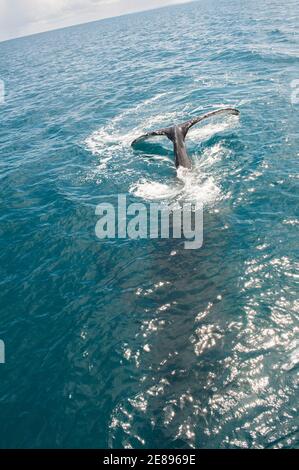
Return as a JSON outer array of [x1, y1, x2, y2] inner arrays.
[[143, 111, 179, 129], [130, 179, 181, 201], [85, 92, 172, 159], [130, 142, 224, 206]]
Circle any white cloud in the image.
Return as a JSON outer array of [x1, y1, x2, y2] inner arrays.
[[0, 0, 192, 42]]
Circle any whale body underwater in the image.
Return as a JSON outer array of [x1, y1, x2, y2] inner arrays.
[[131, 108, 240, 169]]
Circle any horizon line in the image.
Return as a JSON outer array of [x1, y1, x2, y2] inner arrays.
[[0, 1, 195, 45]]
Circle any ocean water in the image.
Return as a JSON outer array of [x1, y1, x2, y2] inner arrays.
[[0, 0, 298, 449]]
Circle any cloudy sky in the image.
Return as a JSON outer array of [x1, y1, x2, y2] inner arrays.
[[0, 0, 192, 42]]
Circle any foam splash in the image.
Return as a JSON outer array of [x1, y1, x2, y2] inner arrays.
[[130, 143, 224, 206], [130, 179, 180, 201], [85, 92, 173, 159], [177, 164, 221, 205]]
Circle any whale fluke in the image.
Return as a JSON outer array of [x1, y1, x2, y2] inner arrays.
[[132, 108, 240, 169], [180, 107, 240, 137], [131, 127, 173, 146]]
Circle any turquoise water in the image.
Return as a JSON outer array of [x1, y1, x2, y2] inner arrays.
[[0, 0, 298, 449]]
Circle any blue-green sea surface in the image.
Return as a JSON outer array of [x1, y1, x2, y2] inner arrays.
[[0, 0, 298, 449]]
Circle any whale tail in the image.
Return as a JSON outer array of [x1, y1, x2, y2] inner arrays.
[[131, 107, 240, 168], [131, 108, 240, 146]]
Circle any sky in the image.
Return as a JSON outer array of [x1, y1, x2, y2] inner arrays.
[[0, 0, 192, 42]]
